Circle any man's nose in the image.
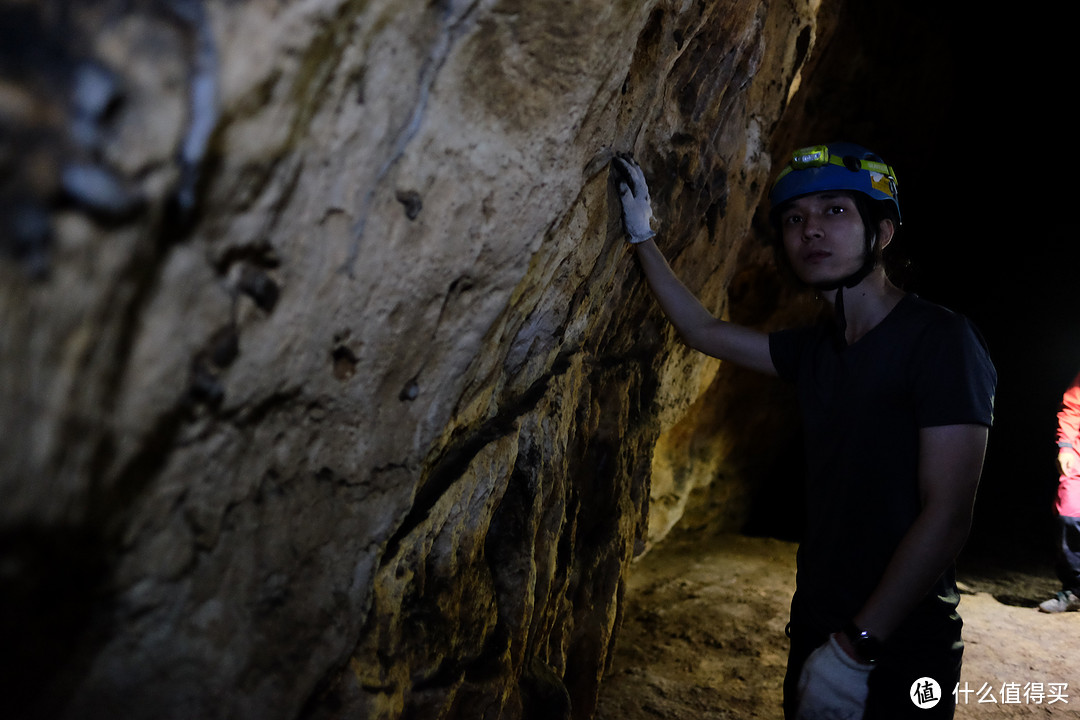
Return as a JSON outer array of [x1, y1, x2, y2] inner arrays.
[[802, 215, 824, 240]]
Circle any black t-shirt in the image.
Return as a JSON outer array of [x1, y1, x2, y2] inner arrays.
[[769, 294, 997, 637]]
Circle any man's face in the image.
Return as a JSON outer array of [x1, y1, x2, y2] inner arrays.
[[778, 191, 868, 287]]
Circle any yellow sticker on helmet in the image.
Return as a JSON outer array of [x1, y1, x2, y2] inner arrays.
[[870, 172, 895, 198]]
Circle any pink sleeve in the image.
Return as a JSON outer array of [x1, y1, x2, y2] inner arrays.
[[1057, 372, 1080, 449]]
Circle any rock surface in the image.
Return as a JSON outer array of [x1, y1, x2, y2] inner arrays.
[[1, 1, 832, 718]]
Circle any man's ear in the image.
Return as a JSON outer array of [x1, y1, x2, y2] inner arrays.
[[877, 218, 896, 250]]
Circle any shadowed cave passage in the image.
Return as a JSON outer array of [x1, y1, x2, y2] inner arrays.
[[600, 4, 1078, 717]]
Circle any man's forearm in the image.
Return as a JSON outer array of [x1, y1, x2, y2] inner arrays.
[[634, 239, 717, 339], [852, 504, 972, 641], [853, 424, 987, 641]]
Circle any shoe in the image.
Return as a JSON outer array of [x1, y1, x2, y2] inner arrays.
[[1038, 590, 1080, 613]]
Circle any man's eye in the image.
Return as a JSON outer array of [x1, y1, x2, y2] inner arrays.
[[828, 205, 846, 214], [784, 215, 802, 224]]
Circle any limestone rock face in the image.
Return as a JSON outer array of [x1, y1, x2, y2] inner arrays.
[[0, 1, 831, 718]]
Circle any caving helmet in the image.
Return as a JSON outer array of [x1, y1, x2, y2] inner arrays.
[[768, 142, 902, 343], [769, 142, 900, 223], [768, 142, 901, 290]]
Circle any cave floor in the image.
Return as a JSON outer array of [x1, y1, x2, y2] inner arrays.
[[597, 530, 1075, 719]]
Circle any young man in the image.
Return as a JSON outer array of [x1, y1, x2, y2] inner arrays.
[[614, 143, 997, 719], [1039, 370, 1080, 613]]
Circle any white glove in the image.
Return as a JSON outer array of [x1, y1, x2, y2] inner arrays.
[[795, 634, 873, 720], [612, 155, 656, 243]]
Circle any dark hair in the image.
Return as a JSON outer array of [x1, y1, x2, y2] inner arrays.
[[850, 192, 900, 261]]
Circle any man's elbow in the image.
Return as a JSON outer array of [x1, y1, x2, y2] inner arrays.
[[938, 503, 976, 557], [676, 321, 717, 355], [680, 329, 712, 355], [950, 512, 974, 552]]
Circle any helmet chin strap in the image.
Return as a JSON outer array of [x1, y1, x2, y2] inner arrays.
[[814, 234, 878, 347]]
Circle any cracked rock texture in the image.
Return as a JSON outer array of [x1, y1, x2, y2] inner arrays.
[[1, 1, 835, 718]]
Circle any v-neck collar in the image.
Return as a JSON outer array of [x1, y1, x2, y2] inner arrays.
[[833, 292, 913, 352]]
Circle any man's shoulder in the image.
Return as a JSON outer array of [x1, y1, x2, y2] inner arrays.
[[898, 293, 957, 321], [894, 294, 978, 337]]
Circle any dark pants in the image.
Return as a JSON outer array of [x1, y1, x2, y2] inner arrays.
[[784, 619, 962, 720], [1054, 515, 1080, 594]]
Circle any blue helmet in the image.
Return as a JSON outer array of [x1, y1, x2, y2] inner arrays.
[[769, 142, 901, 222]]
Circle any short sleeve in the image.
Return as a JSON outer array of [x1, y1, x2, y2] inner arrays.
[[911, 313, 997, 428], [770, 327, 814, 382]]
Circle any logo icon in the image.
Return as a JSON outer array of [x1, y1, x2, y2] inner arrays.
[[911, 677, 942, 709]]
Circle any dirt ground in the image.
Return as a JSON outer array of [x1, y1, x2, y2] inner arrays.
[[596, 530, 1076, 719]]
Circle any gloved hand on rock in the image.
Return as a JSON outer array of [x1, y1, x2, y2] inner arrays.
[[612, 155, 656, 243], [796, 634, 874, 720]]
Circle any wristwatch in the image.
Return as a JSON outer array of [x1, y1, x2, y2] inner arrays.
[[842, 620, 883, 664]]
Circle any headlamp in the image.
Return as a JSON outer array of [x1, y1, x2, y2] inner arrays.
[[769, 141, 902, 223], [776, 145, 899, 187], [790, 145, 831, 169]]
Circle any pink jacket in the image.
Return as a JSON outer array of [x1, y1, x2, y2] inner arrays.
[[1056, 371, 1080, 516]]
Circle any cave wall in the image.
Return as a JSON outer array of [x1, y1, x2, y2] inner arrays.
[[0, 1, 837, 718]]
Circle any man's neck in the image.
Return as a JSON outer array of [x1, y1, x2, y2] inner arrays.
[[822, 271, 905, 345]]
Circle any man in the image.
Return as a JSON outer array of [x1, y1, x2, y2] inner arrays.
[[1039, 370, 1080, 613], [613, 143, 997, 719]]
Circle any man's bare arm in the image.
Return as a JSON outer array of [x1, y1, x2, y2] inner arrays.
[[634, 239, 776, 375], [848, 424, 989, 643]]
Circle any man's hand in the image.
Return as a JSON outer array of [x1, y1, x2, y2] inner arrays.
[[612, 155, 656, 243], [796, 635, 873, 720]]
